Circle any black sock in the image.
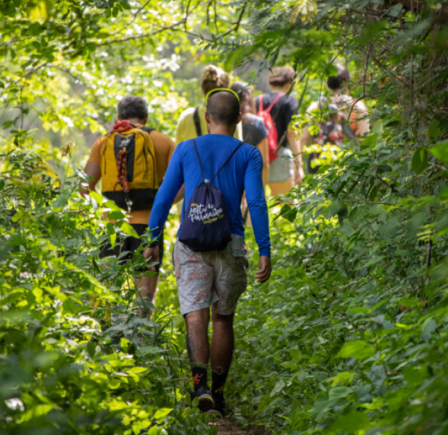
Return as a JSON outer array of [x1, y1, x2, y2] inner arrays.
[[192, 366, 207, 391], [211, 371, 228, 400]]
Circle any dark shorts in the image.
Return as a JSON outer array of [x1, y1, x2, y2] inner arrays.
[[100, 224, 164, 271]]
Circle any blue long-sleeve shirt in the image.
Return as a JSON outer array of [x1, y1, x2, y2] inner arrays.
[[148, 134, 271, 257]]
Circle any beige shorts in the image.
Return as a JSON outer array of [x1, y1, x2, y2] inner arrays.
[[268, 146, 294, 183], [173, 235, 248, 316]]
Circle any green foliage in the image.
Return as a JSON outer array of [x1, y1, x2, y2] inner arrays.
[[1, 0, 448, 433], [229, 113, 448, 433], [0, 149, 217, 434]]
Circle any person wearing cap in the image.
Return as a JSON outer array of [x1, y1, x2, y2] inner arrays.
[[144, 88, 271, 417]]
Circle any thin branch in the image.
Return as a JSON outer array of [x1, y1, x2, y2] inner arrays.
[[185, 0, 193, 31], [347, 95, 368, 123], [330, 40, 350, 64], [219, 1, 247, 37], [133, 0, 151, 18], [0, 62, 50, 96], [370, 53, 408, 86], [97, 19, 189, 46], [172, 27, 212, 42]]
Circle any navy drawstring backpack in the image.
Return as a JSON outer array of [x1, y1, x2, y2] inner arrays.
[[178, 139, 244, 252]]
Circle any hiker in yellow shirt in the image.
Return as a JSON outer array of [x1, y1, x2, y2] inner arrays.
[[175, 65, 242, 144]]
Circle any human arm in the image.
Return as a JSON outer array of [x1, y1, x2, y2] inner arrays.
[[173, 184, 185, 204], [143, 245, 160, 271], [284, 97, 304, 184], [244, 148, 271, 258], [255, 137, 269, 187], [80, 138, 103, 197], [288, 130, 305, 184], [147, 146, 184, 244], [80, 162, 102, 197], [299, 127, 312, 155], [256, 256, 272, 283]]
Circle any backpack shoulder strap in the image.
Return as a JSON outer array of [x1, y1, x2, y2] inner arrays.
[[210, 142, 244, 183], [265, 93, 284, 114], [257, 95, 263, 116], [193, 107, 202, 137], [193, 139, 205, 182], [139, 126, 155, 134]]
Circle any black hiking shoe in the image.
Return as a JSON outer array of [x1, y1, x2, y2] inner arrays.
[[207, 396, 228, 418], [191, 387, 214, 413]]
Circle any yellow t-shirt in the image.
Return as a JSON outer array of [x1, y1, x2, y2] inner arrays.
[[88, 127, 175, 225], [175, 105, 243, 145]]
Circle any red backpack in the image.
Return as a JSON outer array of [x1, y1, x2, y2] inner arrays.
[[257, 93, 284, 162]]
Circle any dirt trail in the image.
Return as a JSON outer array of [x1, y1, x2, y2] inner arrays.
[[211, 421, 265, 434]]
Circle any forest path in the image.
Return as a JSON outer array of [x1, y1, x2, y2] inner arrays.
[[211, 421, 264, 434]]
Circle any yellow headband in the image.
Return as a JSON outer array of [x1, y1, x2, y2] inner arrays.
[[205, 88, 240, 106]]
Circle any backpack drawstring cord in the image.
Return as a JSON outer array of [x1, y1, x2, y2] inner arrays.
[[114, 148, 132, 214]]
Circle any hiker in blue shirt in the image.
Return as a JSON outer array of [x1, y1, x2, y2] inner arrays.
[[144, 88, 271, 417]]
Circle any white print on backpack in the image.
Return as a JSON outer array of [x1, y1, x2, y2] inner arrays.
[[188, 203, 225, 225]]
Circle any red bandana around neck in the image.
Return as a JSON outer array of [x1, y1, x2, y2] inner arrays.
[[111, 120, 134, 133]]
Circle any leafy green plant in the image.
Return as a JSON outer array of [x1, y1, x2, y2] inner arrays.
[[0, 148, 219, 434]]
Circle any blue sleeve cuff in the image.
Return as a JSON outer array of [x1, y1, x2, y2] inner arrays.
[[259, 249, 271, 257]]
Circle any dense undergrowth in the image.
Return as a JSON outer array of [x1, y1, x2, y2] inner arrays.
[[0, 149, 216, 435], [229, 118, 448, 434], [2, 111, 448, 434]]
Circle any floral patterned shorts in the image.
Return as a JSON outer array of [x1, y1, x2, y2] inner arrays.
[[173, 234, 249, 316]]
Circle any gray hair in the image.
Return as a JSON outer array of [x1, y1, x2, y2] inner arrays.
[[117, 96, 148, 121]]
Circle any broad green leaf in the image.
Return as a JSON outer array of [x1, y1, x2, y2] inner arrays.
[[89, 191, 104, 206], [118, 221, 139, 238], [154, 408, 173, 420], [332, 371, 354, 387], [20, 404, 54, 423], [372, 121, 383, 135], [429, 140, 448, 162], [371, 298, 388, 311], [258, 393, 271, 413], [108, 210, 126, 220], [313, 371, 329, 381], [270, 380, 285, 397], [412, 148, 428, 174], [336, 341, 375, 360], [348, 307, 370, 314], [330, 411, 371, 432], [361, 134, 378, 148], [428, 119, 440, 142], [329, 386, 352, 400], [290, 349, 302, 361]]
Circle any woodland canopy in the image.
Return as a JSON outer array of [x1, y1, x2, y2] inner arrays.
[[1, 0, 448, 434]]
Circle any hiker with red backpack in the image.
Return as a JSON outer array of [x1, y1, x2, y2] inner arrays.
[[144, 89, 271, 417], [81, 96, 179, 318], [255, 66, 304, 196]]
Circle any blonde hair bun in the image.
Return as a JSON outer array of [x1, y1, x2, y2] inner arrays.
[[201, 65, 230, 96]]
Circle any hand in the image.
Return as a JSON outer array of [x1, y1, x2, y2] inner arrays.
[[256, 256, 272, 283], [144, 246, 160, 271]]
